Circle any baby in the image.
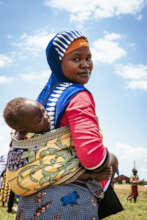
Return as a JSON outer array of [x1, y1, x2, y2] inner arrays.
[[3, 97, 51, 140], [4, 97, 118, 199], [4, 97, 116, 180]]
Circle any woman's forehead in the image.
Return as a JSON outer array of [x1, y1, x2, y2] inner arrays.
[[65, 38, 89, 55], [63, 46, 91, 58]]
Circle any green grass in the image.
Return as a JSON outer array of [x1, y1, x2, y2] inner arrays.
[[105, 186, 147, 220], [0, 205, 16, 220], [0, 185, 147, 220]]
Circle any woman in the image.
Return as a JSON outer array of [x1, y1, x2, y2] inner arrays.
[[16, 30, 113, 220]]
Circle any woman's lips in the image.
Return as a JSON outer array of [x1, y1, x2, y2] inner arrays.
[[78, 71, 90, 77]]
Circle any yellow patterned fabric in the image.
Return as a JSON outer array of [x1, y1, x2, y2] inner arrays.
[[0, 171, 10, 204], [6, 127, 84, 196]]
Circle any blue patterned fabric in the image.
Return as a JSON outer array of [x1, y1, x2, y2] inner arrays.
[[60, 191, 80, 206], [37, 30, 88, 128], [55, 83, 87, 128], [16, 184, 99, 220], [44, 82, 88, 129]]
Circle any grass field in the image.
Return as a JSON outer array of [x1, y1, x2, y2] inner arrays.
[[0, 184, 147, 220], [105, 185, 147, 220]]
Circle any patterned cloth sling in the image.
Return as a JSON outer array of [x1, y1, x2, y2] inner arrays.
[[6, 126, 85, 197]]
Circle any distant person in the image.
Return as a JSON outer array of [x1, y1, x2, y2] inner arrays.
[[127, 168, 142, 203], [7, 190, 15, 213], [0, 170, 10, 207]]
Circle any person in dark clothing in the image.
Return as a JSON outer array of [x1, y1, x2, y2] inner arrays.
[[7, 190, 15, 213]]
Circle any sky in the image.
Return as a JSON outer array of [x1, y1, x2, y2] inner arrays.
[[0, 0, 147, 179]]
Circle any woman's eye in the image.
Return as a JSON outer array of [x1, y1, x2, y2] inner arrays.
[[73, 57, 80, 62], [86, 57, 91, 61]]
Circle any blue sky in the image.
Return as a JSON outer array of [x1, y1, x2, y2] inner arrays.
[[0, 0, 147, 179]]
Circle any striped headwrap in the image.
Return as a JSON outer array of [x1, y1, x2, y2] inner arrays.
[[37, 30, 88, 107], [50, 30, 86, 60]]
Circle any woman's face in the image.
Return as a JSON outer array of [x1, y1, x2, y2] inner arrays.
[[61, 46, 93, 84]]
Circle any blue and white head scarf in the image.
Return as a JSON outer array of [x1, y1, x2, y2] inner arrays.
[[37, 30, 88, 128]]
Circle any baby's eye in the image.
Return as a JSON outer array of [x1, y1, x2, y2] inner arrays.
[[36, 116, 42, 123]]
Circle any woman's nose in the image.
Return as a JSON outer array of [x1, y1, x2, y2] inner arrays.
[[80, 60, 89, 69]]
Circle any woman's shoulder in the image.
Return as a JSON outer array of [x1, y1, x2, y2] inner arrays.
[[55, 83, 94, 109], [69, 90, 95, 106]]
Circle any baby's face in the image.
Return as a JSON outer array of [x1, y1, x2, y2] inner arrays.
[[17, 101, 50, 133]]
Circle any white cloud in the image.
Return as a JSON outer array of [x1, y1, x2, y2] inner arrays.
[[0, 75, 14, 84], [91, 32, 126, 64], [0, 116, 11, 157], [44, 0, 146, 22], [111, 143, 147, 179], [7, 34, 12, 39], [129, 43, 136, 48], [115, 64, 147, 80], [137, 14, 143, 20], [13, 32, 54, 57], [0, 69, 51, 85], [104, 32, 121, 41], [0, 54, 13, 67], [127, 80, 147, 90], [114, 64, 147, 90], [20, 70, 51, 85]]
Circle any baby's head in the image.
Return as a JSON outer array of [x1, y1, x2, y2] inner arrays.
[[3, 97, 50, 133]]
